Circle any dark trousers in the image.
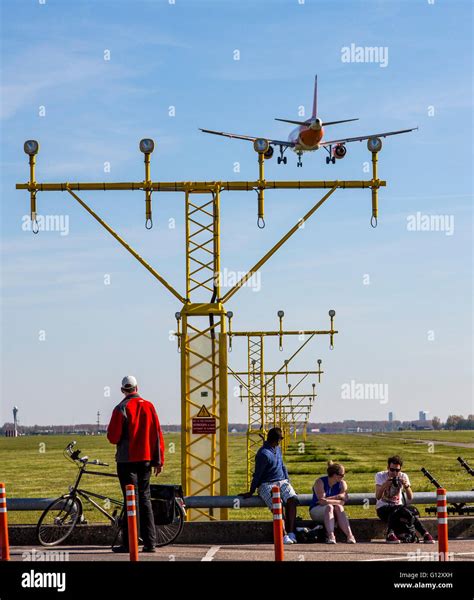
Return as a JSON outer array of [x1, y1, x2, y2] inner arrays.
[[377, 505, 427, 535], [117, 461, 156, 548]]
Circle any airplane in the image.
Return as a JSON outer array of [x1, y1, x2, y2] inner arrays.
[[200, 76, 418, 167]]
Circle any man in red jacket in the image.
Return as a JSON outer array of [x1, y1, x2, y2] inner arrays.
[[107, 375, 165, 553]]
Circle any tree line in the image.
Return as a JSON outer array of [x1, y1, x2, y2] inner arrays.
[[431, 415, 474, 430]]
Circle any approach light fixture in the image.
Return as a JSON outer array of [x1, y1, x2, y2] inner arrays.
[[253, 138, 269, 154], [367, 137, 382, 153], [139, 138, 155, 154], [226, 311, 234, 349], [24, 140, 39, 156]]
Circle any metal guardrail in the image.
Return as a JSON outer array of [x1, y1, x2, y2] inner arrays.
[[6, 491, 474, 511], [7, 498, 57, 511], [185, 492, 474, 508]]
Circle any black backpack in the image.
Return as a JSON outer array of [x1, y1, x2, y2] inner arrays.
[[295, 525, 326, 544], [391, 505, 420, 543]]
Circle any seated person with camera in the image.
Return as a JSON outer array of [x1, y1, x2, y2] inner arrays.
[[375, 455, 434, 544]]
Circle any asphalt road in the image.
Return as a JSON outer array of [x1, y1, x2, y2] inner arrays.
[[8, 540, 474, 562]]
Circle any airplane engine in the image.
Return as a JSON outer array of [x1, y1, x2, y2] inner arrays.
[[264, 146, 274, 159], [334, 144, 347, 159]]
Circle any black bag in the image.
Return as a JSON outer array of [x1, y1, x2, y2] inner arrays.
[[391, 505, 420, 543], [295, 525, 326, 544], [150, 484, 183, 526]]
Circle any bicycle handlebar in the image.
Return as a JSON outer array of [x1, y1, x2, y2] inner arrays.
[[87, 459, 110, 467], [63, 442, 109, 467]]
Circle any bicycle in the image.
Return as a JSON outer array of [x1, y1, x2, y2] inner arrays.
[[36, 441, 186, 548]]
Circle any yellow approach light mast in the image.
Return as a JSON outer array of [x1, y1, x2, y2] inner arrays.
[[228, 311, 329, 488], [17, 136, 385, 521]]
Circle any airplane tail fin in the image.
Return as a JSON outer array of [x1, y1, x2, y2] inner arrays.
[[312, 75, 318, 118]]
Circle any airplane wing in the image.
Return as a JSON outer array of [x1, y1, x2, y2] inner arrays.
[[320, 127, 418, 147], [199, 128, 296, 148]]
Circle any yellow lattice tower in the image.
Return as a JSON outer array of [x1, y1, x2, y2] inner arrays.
[[246, 336, 266, 487], [179, 188, 228, 520], [265, 375, 277, 429], [229, 323, 326, 485]]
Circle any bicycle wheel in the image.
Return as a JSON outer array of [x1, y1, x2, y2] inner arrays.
[[155, 500, 185, 547], [37, 495, 82, 546], [110, 508, 125, 549]]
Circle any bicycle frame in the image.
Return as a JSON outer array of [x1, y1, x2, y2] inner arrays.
[[69, 463, 123, 524]]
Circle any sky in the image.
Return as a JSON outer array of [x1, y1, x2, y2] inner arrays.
[[0, 0, 472, 428]]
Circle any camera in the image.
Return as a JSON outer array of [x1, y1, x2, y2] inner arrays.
[[391, 477, 402, 489]]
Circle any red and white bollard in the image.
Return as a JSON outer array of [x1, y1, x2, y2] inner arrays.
[[437, 487, 449, 561], [126, 484, 139, 562], [0, 482, 10, 561], [272, 485, 284, 562]]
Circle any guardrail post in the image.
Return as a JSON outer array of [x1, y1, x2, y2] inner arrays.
[[272, 485, 284, 562], [0, 483, 10, 561], [437, 487, 449, 561], [126, 484, 139, 562]]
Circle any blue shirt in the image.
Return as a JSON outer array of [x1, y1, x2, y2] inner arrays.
[[250, 441, 289, 494], [309, 475, 343, 510]]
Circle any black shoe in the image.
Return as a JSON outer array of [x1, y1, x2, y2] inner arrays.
[[142, 546, 156, 553], [112, 545, 129, 553]]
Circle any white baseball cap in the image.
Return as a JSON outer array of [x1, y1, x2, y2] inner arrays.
[[121, 375, 138, 390]]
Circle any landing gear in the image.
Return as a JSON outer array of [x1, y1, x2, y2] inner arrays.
[[277, 146, 288, 165], [296, 151, 303, 167], [324, 146, 336, 165]]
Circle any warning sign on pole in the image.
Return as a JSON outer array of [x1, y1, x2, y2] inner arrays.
[[192, 405, 217, 434]]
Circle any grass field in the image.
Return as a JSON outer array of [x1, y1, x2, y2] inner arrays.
[[376, 431, 474, 444], [1, 431, 472, 524]]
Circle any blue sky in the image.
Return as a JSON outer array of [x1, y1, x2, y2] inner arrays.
[[1, 0, 472, 427]]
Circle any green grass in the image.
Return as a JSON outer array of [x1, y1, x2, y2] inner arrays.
[[1, 431, 472, 524], [375, 431, 474, 444]]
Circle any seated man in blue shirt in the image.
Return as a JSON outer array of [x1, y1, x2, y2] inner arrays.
[[239, 427, 299, 544]]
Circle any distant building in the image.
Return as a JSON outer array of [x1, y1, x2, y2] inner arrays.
[[388, 412, 394, 422], [419, 411, 428, 422]]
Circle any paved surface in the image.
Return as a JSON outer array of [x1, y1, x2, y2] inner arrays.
[[8, 540, 474, 562]]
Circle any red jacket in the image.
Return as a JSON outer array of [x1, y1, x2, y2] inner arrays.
[[107, 393, 165, 466]]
